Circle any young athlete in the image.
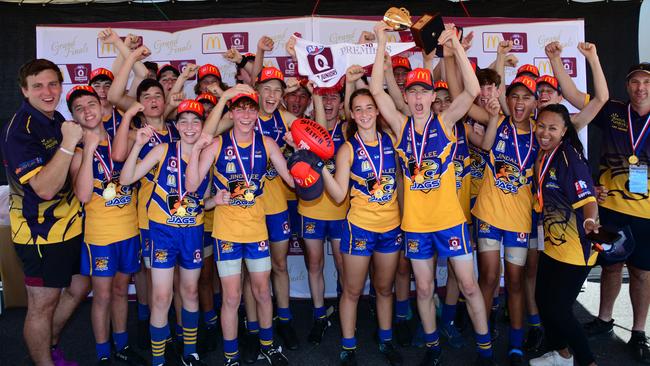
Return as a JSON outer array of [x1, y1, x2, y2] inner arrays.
[[370, 23, 494, 366], [67, 86, 146, 366], [158, 64, 180, 95], [186, 90, 293, 366], [88, 68, 123, 138], [120, 99, 210, 366]]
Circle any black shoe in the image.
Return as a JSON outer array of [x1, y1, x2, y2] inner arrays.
[[628, 331, 650, 364], [308, 317, 331, 345], [276, 320, 299, 350], [97, 357, 111, 366], [474, 356, 498, 366], [418, 348, 442, 366], [114, 345, 147, 366], [339, 349, 357, 366], [379, 342, 403, 366], [508, 349, 524, 366], [395, 320, 412, 347], [241, 332, 260, 364], [182, 353, 207, 366], [524, 327, 544, 353], [260, 345, 288, 366], [224, 358, 241, 366], [583, 317, 614, 337], [137, 320, 150, 350], [199, 325, 219, 353]]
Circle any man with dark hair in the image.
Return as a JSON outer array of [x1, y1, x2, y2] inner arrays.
[[2, 58, 89, 365]]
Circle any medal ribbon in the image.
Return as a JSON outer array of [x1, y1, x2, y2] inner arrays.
[[94, 137, 114, 183], [231, 130, 255, 187], [257, 112, 281, 143], [627, 104, 650, 158], [151, 123, 170, 144], [176, 142, 187, 202], [535, 144, 560, 211], [510, 120, 534, 175], [354, 132, 383, 182], [409, 113, 434, 169], [451, 124, 459, 161]]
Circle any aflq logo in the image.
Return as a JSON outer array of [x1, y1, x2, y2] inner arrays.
[[306, 45, 325, 55], [307, 47, 335, 75], [61, 64, 92, 84]]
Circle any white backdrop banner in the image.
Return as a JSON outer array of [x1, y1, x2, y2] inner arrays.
[[36, 15, 585, 298]]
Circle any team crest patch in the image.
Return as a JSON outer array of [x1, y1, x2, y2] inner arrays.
[[354, 239, 367, 251], [549, 168, 557, 180], [258, 241, 269, 252], [407, 239, 419, 253], [154, 249, 168, 263], [479, 222, 491, 233], [304, 222, 316, 234], [95, 257, 109, 271], [282, 221, 290, 235], [516, 232, 527, 243], [193, 249, 202, 263], [221, 241, 234, 254], [449, 237, 461, 251]]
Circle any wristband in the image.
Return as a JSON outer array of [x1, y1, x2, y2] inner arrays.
[[236, 57, 248, 69], [59, 147, 74, 156], [583, 218, 596, 230]]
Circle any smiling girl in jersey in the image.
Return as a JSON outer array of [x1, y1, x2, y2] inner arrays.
[[120, 100, 209, 366], [186, 90, 294, 366], [370, 23, 494, 366], [66, 86, 146, 366]]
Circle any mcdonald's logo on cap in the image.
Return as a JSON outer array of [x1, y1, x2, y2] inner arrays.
[[516, 64, 540, 78], [177, 99, 205, 117], [198, 64, 222, 80], [405, 68, 433, 90], [229, 92, 260, 107], [89, 68, 114, 84], [506, 76, 537, 96], [434, 80, 449, 90], [196, 93, 217, 106], [536, 75, 559, 91], [66, 85, 98, 102], [257, 67, 285, 87], [392, 56, 412, 71]]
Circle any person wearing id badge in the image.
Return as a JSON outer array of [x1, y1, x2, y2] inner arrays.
[[580, 63, 650, 364]]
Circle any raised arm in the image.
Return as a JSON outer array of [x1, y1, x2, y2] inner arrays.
[[444, 43, 491, 124], [202, 84, 255, 136], [571, 42, 609, 131], [108, 46, 150, 112], [493, 40, 512, 116], [186, 135, 217, 192], [321, 143, 352, 204], [545, 41, 588, 109], [253, 36, 274, 82], [344, 65, 364, 121], [71, 130, 101, 204], [480, 98, 502, 151], [119, 126, 161, 186], [369, 22, 407, 135], [384, 55, 410, 115], [112, 102, 143, 162]]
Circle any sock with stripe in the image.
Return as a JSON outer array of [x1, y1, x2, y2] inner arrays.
[[95, 341, 110, 360], [527, 313, 542, 328], [182, 308, 199, 357], [259, 326, 273, 350], [475, 331, 493, 358], [395, 300, 410, 322], [313, 306, 327, 320], [441, 303, 457, 327], [150, 324, 169, 366], [341, 337, 357, 351], [378, 328, 393, 344], [112, 331, 128, 352], [247, 320, 260, 334], [277, 307, 292, 323], [175, 323, 183, 343], [137, 302, 150, 321], [204, 309, 218, 328], [223, 338, 239, 361], [424, 330, 441, 352]]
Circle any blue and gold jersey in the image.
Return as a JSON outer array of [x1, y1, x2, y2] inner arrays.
[[472, 116, 538, 233], [80, 139, 138, 245], [148, 142, 208, 227], [537, 141, 597, 266], [1, 101, 82, 244], [212, 131, 270, 243], [203, 169, 216, 233], [299, 120, 350, 220], [396, 115, 465, 232], [256, 109, 292, 214], [466, 119, 490, 200], [346, 131, 400, 232], [103, 108, 123, 139], [135, 120, 179, 229], [453, 122, 472, 223], [594, 100, 650, 218]]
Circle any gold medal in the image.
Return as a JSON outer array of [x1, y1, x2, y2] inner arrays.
[[629, 155, 639, 165], [102, 182, 117, 201], [414, 174, 425, 184], [374, 189, 384, 199], [176, 205, 187, 217], [519, 175, 527, 185], [244, 191, 255, 202]]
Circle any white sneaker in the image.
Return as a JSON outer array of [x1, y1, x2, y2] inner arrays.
[[529, 350, 574, 366]]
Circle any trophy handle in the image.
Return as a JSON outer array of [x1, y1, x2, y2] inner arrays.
[[399, 7, 410, 17]]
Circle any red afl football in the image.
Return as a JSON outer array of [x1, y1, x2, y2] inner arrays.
[[290, 118, 334, 160]]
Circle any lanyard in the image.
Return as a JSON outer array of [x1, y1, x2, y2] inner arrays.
[[536, 144, 560, 210], [627, 104, 650, 160], [510, 119, 534, 174], [354, 132, 383, 181], [257, 112, 281, 143], [94, 137, 113, 182], [409, 113, 434, 169], [176, 142, 186, 201]]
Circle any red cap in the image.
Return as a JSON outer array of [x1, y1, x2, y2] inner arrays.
[[229, 92, 259, 107], [433, 80, 449, 91], [198, 64, 222, 81], [66, 85, 97, 102], [516, 64, 540, 78], [196, 93, 217, 106], [157, 64, 180, 79], [392, 56, 412, 71], [257, 67, 286, 87], [506, 76, 537, 96], [89, 68, 114, 84], [536, 75, 559, 91], [404, 68, 433, 90], [177, 99, 205, 118]]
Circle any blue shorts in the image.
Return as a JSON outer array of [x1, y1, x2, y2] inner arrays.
[[214, 239, 271, 261], [266, 210, 291, 243], [287, 200, 301, 236], [530, 211, 539, 240], [476, 219, 529, 248], [340, 222, 402, 256], [140, 228, 151, 259], [81, 236, 140, 277], [404, 223, 473, 260], [149, 222, 204, 270], [302, 215, 344, 241]]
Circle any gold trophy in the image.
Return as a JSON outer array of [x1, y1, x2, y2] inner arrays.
[[383, 7, 445, 55]]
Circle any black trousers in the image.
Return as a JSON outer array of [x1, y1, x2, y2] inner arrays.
[[536, 253, 595, 366]]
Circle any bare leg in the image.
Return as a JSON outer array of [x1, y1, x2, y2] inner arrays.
[[24, 286, 60, 366], [51, 274, 90, 345]]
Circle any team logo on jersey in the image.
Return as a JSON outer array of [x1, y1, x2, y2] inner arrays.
[[494, 161, 524, 194], [574, 180, 591, 199], [95, 257, 109, 271], [479, 222, 491, 233], [395, 233, 404, 247], [499, 126, 510, 140], [408, 158, 441, 191], [325, 159, 336, 174], [367, 175, 395, 203], [193, 249, 202, 263], [282, 221, 290, 235], [228, 181, 257, 207], [361, 160, 371, 172], [453, 161, 464, 189], [167, 174, 176, 187], [167, 157, 179, 173], [407, 239, 419, 253], [224, 147, 236, 161], [516, 232, 527, 243], [549, 168, 557, 180], [357, 148, 367, 158], [258, 240, 269, 252], [354, 239, 367, 251], [226, 162, 236, 173], [496, 140, 506, 153], [304, 222, 316, 234], [154, 249, 168, 263], [97, 163, 104, 174], [449, 237, 461, 251], [220, 241, 234, 254]]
